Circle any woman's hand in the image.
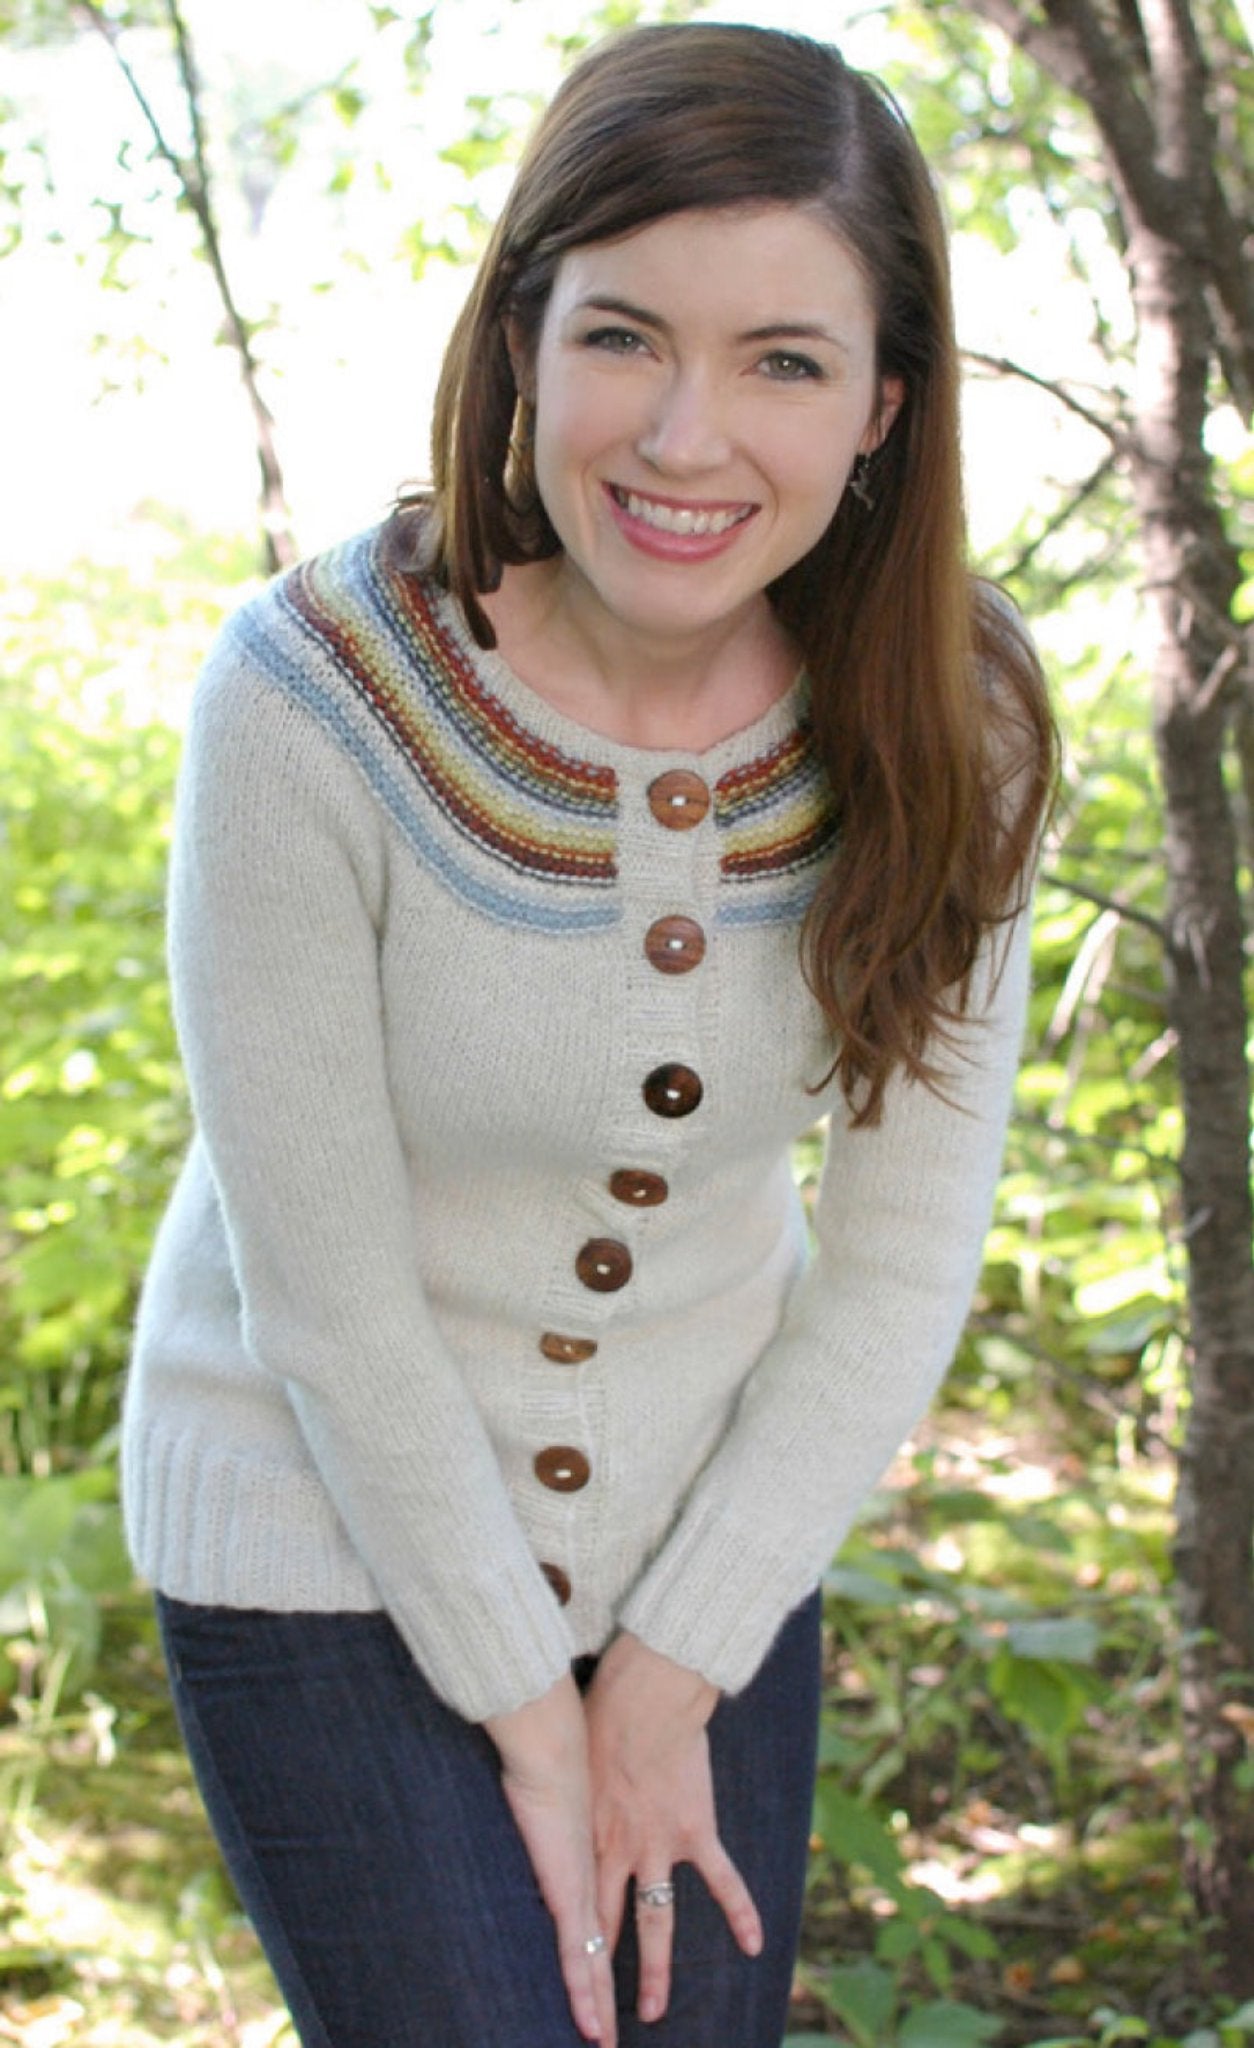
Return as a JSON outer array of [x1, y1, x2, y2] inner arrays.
[[485, 1675, 618, 2047], [583, 1633, 762, 2025]]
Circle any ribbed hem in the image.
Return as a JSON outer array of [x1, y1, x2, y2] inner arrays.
[[123, 1419, 577, 1723]]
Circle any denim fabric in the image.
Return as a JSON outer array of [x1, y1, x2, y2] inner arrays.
[[156, 1587, 821, 2048]]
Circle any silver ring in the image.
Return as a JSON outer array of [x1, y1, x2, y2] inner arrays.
[[638, 1880, 675, 1910], [584, 1932, 608, 1957]]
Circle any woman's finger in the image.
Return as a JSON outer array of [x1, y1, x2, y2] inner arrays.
[[595, 1849, 631, 1956], [492, 1722, 618, 2048], [557, 1923, 617, 2047], [696, 1837, 763, 1957], [633, 1874, 677, 2024]]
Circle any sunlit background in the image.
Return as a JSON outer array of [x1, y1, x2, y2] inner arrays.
[[2, 0, 1109, 584]]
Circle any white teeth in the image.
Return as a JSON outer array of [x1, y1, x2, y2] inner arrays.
[[621, 490, 748, 537]]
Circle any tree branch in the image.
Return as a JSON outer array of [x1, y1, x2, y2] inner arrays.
[[962, 347, 1127, 445], [1040, 869, 1168, 940], [992, 451, 1119, 582], [966, 0, 1175, 232], [74, 0, 297, 570], [74, 0, 187, 191]]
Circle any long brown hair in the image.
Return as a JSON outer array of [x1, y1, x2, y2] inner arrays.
[[392, 24, 1056, 1124]]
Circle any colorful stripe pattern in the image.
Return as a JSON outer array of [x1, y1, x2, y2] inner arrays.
[[242, 529, 621, 933], [713, 723, 837, 928], [239, 525, 834, 932]]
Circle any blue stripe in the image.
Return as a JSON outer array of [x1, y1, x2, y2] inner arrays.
[[240, 619, 621, 936], [715, 888, 819, 928]]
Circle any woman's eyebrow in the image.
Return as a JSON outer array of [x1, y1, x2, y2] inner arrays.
[[573, 293, 668, 330], [571, 295, 851, 354], [739, 321, 850, 354]]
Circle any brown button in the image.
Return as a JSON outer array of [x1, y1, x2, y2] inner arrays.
[[648, 771, 711, 830], [575, 1238, 633, 1292], [540, 1332, 599, 1364], [609, 1168, 669, 1207], [643, 1063, 703, 1118], [644, 915, 706, 975], [540, 1561, 573, 1605], [535, 1446, 591, 1493]]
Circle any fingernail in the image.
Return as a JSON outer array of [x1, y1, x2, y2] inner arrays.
[[746, 1930, 763, 1956], [639, 1997, 661, 2023]]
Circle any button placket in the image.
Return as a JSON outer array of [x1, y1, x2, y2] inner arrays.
[[611, 769, 711, 1187], [530, 769, 711, 1553]]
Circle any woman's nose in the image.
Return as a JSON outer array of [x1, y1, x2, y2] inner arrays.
[[635, 372, 732, 475]]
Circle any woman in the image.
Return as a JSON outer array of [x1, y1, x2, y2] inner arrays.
[[124, 22, 1054, 2048]]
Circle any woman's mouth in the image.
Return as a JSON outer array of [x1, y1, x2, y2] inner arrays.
[[606, 484, 757, 550], [609, 486, 755, 535]]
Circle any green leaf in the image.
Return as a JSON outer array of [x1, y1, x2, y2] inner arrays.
[[0, 1472, 111, 1583], [876, 1918, 921, 1962], [825, 1563, 908, 1607], [1005, 1616, 1100, 1664], [59, 1501, 131, 1597], [989, 1648, 1091, 1748], [922, 1934, 953, 1992], [332, 85, 365, 125], [812, 1781, 906, 1888], [944, 1919, 999, 1962], [898, 2002, 1002, 2048], [823, 1960, 898, 2048]]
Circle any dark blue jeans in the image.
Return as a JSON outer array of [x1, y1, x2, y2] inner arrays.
[[156, 1589, 821, 2048]]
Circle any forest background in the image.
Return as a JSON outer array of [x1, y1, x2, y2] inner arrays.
[[1, 1, 1252, 2043]]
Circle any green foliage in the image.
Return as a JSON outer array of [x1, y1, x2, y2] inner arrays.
[[1020, 2006, 1254, 2048], [811, 1954, 1001, 2047], [0, 527, 243, 1699], [814, 1777, 999, 1994], [1, 658, 183, 1465]]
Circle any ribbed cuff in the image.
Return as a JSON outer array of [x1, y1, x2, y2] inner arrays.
[[388, 1552, 579, 1723], [617, 1502, 824, 1697]]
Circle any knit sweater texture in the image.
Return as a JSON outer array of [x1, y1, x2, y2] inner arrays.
[[122, 522, 1033, 1725]]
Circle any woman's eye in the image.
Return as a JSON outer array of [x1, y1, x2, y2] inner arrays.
[[760, 350, 824, 382], [582, 326, 649, 355]]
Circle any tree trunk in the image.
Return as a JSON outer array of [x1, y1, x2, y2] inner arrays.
[[1134, 222, 1254, 1984], [962, 0, 1254, 1985]]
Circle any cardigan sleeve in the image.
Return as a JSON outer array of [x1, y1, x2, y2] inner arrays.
[[616, 889, 1033, 1692], [166, 629, 576, 1722]]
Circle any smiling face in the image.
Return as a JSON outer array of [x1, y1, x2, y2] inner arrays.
[[514, 204, 902, 666]]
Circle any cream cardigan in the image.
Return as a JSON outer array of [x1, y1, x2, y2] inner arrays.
[[122, 524, 1032, 1724]]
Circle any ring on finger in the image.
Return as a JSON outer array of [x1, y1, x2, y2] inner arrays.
[[584, 1932, 608, 1957], [638, 1880, 675, 1910]]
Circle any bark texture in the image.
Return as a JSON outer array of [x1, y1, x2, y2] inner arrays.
[[966, 0, 1254, 1987]]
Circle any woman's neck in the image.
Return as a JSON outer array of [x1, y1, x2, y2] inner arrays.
[[481, 558, 801, 752]]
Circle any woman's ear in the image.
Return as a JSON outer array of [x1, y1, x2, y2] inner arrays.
[[860, 375, 905, 455]]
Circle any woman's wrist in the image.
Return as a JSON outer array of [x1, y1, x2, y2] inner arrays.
[[591, 1632, 720, 1730], [485, 1671, 588, 1774]]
